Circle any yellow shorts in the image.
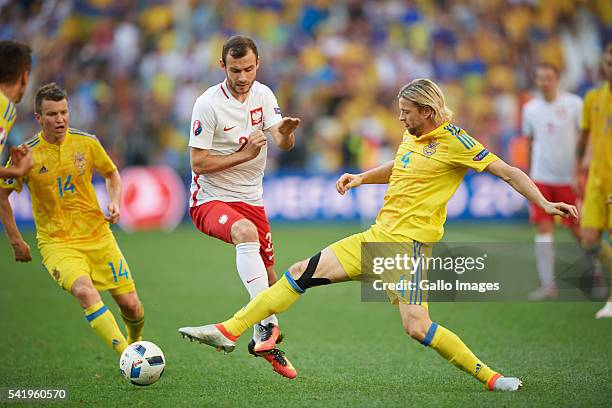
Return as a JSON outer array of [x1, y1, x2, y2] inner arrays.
[[40, 235, 135, 295], [581, 175, 612, 231], [330, 226, 432, 306]]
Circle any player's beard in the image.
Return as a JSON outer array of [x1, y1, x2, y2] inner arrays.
[[228, 78, 253, 95], [407, 124, 421, 136]]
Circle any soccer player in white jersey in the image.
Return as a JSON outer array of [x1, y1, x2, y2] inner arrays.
[[179, 36, 300, 379], [522, 63, 583, 300]]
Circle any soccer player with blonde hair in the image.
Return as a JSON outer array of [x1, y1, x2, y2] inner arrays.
[[180, 79, 578, 391], [0, 83, 145, 355]]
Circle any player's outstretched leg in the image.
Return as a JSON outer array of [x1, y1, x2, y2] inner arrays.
[[178, 273, 300, 353], [179, 248, 346, 352], [400, 304, 522, 391], [71, 276, 128, 355], [113, 290, 145, 344]]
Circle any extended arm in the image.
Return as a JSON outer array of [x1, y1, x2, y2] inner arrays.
[[336, 160, 394, 195], [485, 159, 578, 219], [0, 187, 31, 262], [266, 117, 300, 150]]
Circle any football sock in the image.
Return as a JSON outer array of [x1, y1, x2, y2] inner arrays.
[[235, 242, 279, 337], [421, 322, 497, 385], [84, 300, 128, 355], [599, 241, 612, 272], [121, 308, 145, 344], [222, 274, 301, 337], [534, 233, 555, 289], [582, 240, 612, 272]]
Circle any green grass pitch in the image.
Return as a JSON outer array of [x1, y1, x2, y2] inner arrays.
[[0, 222, 610, 407]]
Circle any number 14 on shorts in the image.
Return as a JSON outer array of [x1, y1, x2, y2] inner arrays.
[[109, 259, 129, 282]]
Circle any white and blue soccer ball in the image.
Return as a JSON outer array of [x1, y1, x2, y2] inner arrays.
[[119, 341, 165, 386]]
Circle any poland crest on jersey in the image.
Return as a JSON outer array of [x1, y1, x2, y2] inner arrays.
[[250, 107, 263, 126]]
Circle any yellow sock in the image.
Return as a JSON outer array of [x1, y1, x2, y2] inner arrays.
[[121, 309, 144, 344], [598, 241, 612, 271], [222, 273, 301, 336], [84, 301, 128, 355], [423, 323, 498, 387]]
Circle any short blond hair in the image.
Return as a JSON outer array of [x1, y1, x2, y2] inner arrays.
[[398, 79, 452, 123]]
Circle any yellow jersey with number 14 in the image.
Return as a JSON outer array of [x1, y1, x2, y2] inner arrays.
[[0, 90, 17, 156], [1, 128, 117, 245], [374, 122, 500, 243]]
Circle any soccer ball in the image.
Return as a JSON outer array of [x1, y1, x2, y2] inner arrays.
[[119, 341, 165, 386]]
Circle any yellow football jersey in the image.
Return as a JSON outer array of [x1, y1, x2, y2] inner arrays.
[[0, 90, 17, 156], [374, 122, 499, 243], [581, 82, 612, 184], [1, 128, 117, 244]]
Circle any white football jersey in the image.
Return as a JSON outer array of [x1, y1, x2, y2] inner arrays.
[[522, 92, 582, 184], [189, 80, 283, 206]]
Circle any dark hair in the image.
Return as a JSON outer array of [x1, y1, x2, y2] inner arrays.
[[0, 40, 32, 84], [221, 35, 258, 64], [536, 62, 560, 77], [35, 83, 67, 114]]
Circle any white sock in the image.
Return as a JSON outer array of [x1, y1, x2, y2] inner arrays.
[[235, 242, 278, 339], [535, 233, 555, 289]]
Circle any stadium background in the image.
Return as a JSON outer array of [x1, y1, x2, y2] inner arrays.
[[0, 1, 611, 407]]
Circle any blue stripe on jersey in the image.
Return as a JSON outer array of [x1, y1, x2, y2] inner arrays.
[[85, 305, 108, 322], [456, 134, 475, 149], [3, 101, 12, 119], [7, 104, 17, 122], [421, 322, 439, 346], [284, 270, 305, 294], [416, 242, 423, 304], [418, 242, 424, 304], [409, 241, 416, 304], [69, 128, 97, 140], [463, 133, 476, 147], [25, 136, 40, 147]]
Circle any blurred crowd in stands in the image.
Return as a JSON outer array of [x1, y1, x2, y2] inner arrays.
[[0, 0, 610, 175]]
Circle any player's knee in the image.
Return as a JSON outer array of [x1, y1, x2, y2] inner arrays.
[[287, 260, 308, 280], [121, 297, 143, 317], [71, 280, 99, 304], [286, 252, 330, 292], [230, 219, 258, 244]]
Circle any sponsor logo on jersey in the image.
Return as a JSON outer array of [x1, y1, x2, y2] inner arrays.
[[223, 125, 236, 131], [250, 107, 263, 126], [193, 120, 202, 136], [274, 107, 281, 115], [423, 140, 440, 156], [472, 148, 490, 161], [39, 165, 48, 174]]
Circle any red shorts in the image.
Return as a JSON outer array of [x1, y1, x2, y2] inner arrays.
[[190, 201, 274, 267], [530, 182, 577, 226]]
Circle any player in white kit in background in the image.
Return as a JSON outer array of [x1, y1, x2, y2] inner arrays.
[[179, 36, 300, 379], [522, 63, 582, 300]]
